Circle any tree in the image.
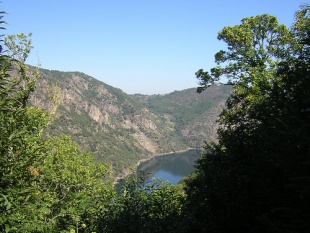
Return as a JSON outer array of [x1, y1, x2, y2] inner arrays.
[[27, 136, 114, 232], [0, 13, 46, 231], [196, 14, 292, 91], [185, 5, 310, 233], [99, 172, 185, 233], [0, 12, 115, 233]]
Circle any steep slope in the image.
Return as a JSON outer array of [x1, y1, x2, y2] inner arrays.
[[132, 85, 232, 147], [30, 68, 188, 176], [30, 68, 230, 177]]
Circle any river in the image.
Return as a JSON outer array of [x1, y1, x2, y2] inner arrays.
[[135, 149, 200, 185], [115, 149, 200, 191]]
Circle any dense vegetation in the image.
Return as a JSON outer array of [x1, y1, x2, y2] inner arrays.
[[0, 22, 115, 232], [1, 3, 309, 233], [184, 5, 310, 233]]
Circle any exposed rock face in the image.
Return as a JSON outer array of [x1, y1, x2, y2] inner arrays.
[[132, 132, 158, 153], [132, 85, 231, 147], [30, 68, 230, 176], [88, 104, 106, 125]]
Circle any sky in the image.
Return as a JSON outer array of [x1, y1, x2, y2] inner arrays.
[[2, 0, 303, 94]]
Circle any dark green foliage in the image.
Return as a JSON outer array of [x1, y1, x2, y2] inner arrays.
[[185, 5, 310, 233], [2, 3, 310, 233], [98, 172, 185, 233]]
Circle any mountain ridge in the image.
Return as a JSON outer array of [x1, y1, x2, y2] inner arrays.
[[30, 67, 231, 177]]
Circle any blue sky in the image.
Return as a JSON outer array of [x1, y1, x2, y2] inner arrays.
[[2, 0, 302, 94]]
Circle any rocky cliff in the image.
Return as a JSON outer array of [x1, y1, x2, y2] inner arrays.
[[30, 68, 231, 177]]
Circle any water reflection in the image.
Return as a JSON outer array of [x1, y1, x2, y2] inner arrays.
[[137, 149, 200, 185]]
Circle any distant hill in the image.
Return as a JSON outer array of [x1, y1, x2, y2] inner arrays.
[[131, 85, 232, 147], [30, 68, 231, 177]]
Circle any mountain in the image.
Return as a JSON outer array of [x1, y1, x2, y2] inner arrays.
[[131, 85, 232, 147], [30, 68, 231, 177]]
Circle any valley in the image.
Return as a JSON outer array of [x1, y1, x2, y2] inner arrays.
[[30, 68, 231, 177]]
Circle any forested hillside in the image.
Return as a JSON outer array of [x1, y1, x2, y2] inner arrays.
[[1, 3, 309, 233], [29, 68, 230, 176], [132, 85, 231, 146]]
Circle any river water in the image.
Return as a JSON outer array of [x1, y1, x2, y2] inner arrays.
[[137, 149, 200, 185]]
